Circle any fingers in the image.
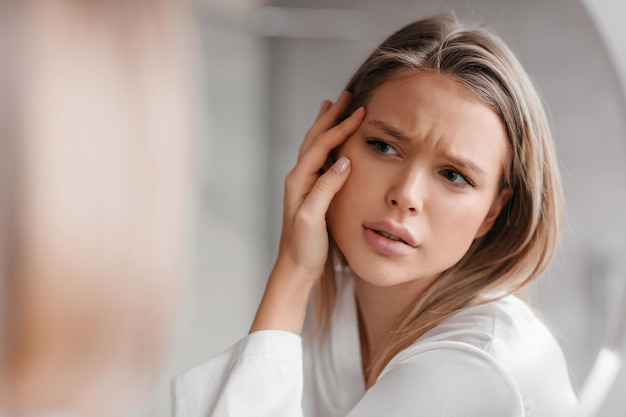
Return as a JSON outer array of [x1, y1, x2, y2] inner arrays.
[[316, 99, 332, 119], [310, 91, 351, 136], [285, 105, 363, 211], [296, 156, 351, 223], [296, 106, 364, 175], [300, 91, 352, 157]]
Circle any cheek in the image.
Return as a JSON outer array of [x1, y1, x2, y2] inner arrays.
[[326, 160, 373, 227], [327, 178, 355, 223], [435, 199, 492, 241], [427, 209, 483, 267], [332, 147, 369, 198], [333, 166, 378, 217]]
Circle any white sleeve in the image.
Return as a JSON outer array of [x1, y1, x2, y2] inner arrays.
[[346, 343, 525, 417], [173, 330, 304, 417], [174, 337, 524, 417]]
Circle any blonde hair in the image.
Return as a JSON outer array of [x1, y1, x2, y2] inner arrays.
[[314, 14, 563, 386]]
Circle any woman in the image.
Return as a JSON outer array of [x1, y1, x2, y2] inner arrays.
[[175, 15, 577, 416]]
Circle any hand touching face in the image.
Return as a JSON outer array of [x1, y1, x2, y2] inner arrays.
[[327, 72, 510, 291]]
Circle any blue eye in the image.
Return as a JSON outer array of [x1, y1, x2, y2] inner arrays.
[[366, 139, 398, 155], [442, 169, 471, 186]]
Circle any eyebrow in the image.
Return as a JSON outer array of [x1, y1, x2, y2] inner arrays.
[[368, 119, 411, 142], [441, 152, 486, 177], [368, 118, 486, 177]]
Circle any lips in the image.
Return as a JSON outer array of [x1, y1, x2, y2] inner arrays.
[[375, 230, 409, 244], [363, 220, 418, 248]]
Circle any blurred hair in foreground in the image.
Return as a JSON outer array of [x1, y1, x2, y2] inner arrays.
[[0, 0, 195, 415]]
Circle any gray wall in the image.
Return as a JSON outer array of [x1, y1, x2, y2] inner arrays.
[[134, 1, 626, 415]]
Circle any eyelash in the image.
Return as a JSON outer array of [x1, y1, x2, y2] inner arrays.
[[365, 138, 398, 155], [365, 138, 475, 187], [441, 169, 474, 187]]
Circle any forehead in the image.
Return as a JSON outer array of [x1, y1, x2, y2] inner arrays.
[[364, 72, 509, 172], [367, 72, 503, 133]]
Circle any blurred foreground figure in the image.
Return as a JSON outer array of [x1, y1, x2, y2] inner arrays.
[[0, 1, 194, 415]]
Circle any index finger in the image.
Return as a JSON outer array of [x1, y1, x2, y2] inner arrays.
[[300, 91, 352, 157], [293, 106, 365, 177]]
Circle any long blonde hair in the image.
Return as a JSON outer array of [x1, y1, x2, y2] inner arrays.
[[314, 14, 563, 386]]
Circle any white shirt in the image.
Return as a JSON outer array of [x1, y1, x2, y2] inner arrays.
[[173, 273, 578, 417]]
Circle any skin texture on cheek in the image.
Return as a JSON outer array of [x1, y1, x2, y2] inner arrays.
[[326, 72, 509, 290]]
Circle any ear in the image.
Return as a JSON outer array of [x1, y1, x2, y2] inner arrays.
[[474, 187, 512, 239]]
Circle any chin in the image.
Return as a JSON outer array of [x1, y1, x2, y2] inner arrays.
[[344, 257, 418, 287]]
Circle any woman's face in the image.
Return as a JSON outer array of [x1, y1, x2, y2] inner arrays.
[[327, 72, 510, 288]]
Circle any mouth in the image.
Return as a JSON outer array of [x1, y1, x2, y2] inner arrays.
[[373, 229, 411, 246], [363, 220, 418, 249], [362, 223, 417, 257]]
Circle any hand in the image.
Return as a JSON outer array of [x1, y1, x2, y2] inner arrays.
[[280, 92, 365, 280], [250, 92, 365, 334]]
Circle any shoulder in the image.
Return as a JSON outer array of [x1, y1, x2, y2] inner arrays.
[[412, 295, 565, 364], [365, 341, 524, 417], [412, 295, 537, 348], [379, 296, 578, 416]]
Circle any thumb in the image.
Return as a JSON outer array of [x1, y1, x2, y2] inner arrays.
[[300, 157, 351, 218]]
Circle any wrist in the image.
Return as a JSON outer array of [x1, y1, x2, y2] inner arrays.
[[249, 259, 318, 334]]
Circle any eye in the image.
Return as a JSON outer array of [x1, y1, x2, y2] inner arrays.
[[365, 138, 398, 155], [441, 169, 473, 186]]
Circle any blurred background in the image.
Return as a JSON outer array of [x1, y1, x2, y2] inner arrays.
[[1, 0, 625, 416], [149, 0, 626, 415]]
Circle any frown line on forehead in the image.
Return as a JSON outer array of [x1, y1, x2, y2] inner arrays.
[[368, 119, 410, 143], [367, 118, 487, 177]]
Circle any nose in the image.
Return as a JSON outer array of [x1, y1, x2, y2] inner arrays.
[[386, 167, 424, 214]]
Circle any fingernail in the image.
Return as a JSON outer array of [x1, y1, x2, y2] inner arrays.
[[332, 156, 350, 174], [351, 106, 365, 117]]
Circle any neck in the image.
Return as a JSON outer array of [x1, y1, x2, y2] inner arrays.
[[353, 275, 434, 386]]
